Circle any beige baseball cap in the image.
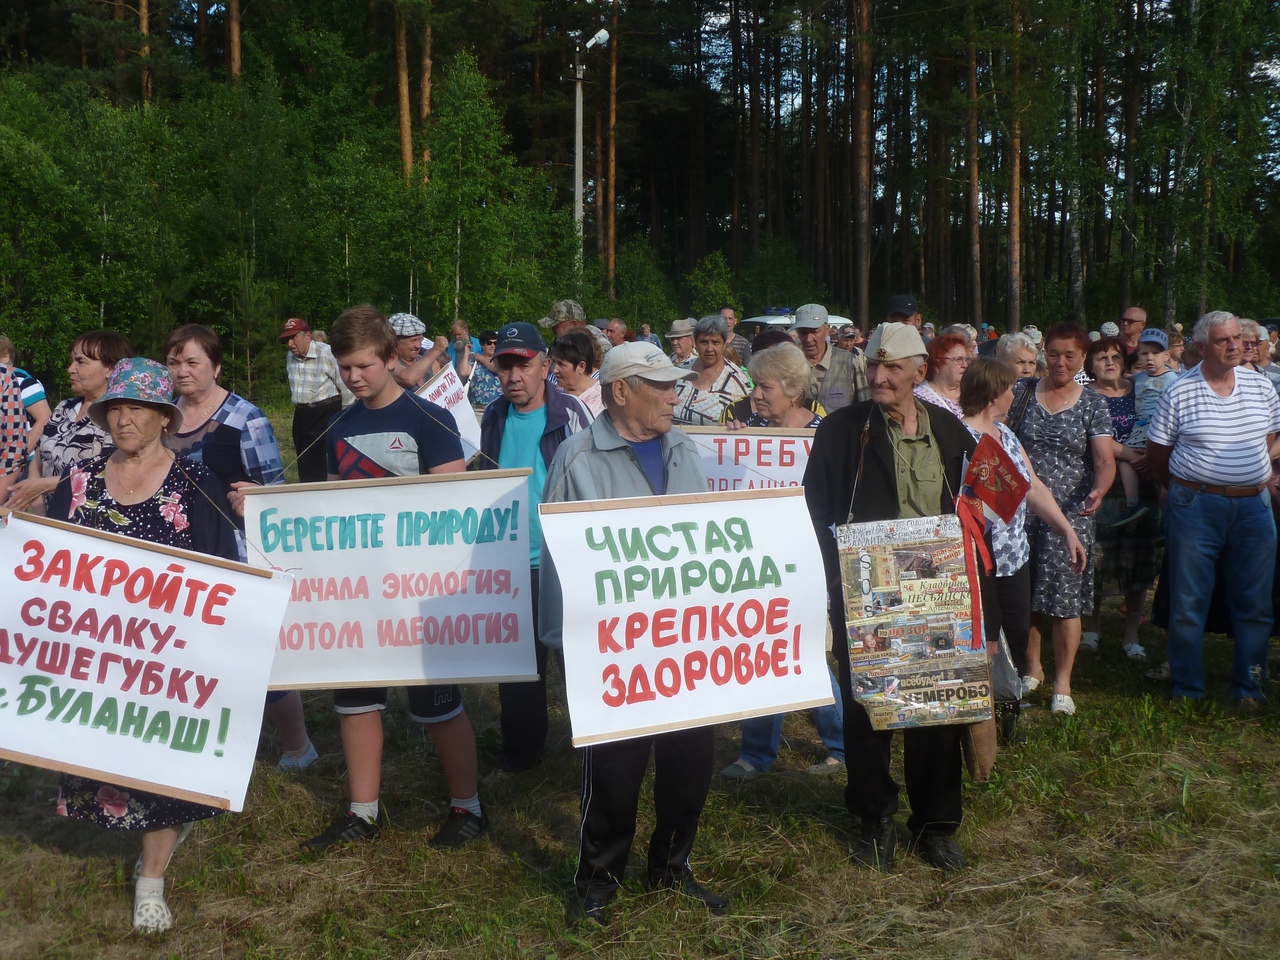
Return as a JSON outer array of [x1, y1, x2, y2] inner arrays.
[[599, 342, 698, 385]]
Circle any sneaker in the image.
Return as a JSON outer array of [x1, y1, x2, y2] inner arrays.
[[719, 759, 764, 780], [1050, 694, 1076, 716], [1146, 661, 1171, 681], [132, 889, 173, 934], [1021, 675, 1041, 696], [1078, 632, 1099, 653], [429, 807, 489, 848], [804, 756, 846, 777], [852, 817, 897, 872], [1110, 503, 1150, 527], [1123, 642, 1147, 662], [567, 895, 609, 927], [659, 879, 730, 916], [302, 806, 387, 851], [913, 833, 968, 871], [277, 742, 319, 774]]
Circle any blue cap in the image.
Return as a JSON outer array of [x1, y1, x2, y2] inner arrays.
[[1138, 328, 1169, 351]]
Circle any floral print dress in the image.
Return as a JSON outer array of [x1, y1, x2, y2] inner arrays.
[[48, 452, 238, 830]]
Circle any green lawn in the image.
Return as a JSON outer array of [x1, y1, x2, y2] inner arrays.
[[2, 401, 1277, 959]]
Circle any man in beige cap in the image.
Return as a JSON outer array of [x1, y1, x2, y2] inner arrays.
[[666, 317, 696, 365], [803, 321, 977, 875], [540, 341, 728, 926], [791, 302, 868, 412]]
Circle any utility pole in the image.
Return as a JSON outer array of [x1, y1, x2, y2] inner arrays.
[[571, 29, 609, 272]]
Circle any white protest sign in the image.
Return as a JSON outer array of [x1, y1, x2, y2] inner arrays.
[[417, 365, 482, 461], [684, 426, 814, 493], [0, 513, 292, 812], [243, 471, 536, 689], [539, 488, 833, 746]]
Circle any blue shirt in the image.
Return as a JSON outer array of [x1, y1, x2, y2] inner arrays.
[[499, 405, 549, 566], [448, 337, 483, 370], [628, 437, 666, 495]]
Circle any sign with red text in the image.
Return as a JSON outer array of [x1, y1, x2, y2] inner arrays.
[[539, 488, 833, 746], [0, 513, 292, 811], [243, 471, 536, 689], [417, 365, 482, 462], [684, 426, 814, 493]]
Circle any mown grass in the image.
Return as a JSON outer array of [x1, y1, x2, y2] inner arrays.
[[2, 609, 1278, 960], [3, 401, 1277, 958]]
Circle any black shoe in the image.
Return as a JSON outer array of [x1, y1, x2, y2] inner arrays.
[[302, 806, 387, 851], [661, 879, 729, 916], [566, 895, 609, 927], [429, 807, 489, 848], [852, 817, 897, 871], [914, 833, 968, 871]]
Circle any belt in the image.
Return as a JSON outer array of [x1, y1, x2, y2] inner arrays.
[[1170, 476, 1265, 498], [296, 396, 341, 410]]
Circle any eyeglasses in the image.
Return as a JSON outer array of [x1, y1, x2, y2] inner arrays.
[[943, 356, 971, 366], [482, 339, 498, 346], [1243, 339, 1260, 347], [1120, 317, 1143, 325]]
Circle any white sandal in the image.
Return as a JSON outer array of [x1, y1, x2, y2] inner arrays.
[[132, 889, 173, 933], [1050, 694, 1076, 716], [1123, 642, 1147, 662]]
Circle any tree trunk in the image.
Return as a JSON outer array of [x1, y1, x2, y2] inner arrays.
[[747, 1, 762, 257], [420, 8, 433, 172], [393, 5, 413, 183], [139, 0, 151, 102], [196, 3, 208, 55], [114, 0, 126, 66], [595, 105, 605, 262], [607, 0, 619, 299], [853, 0, 873, 329], [1007, 0, 1023, 332], [228, 0, 242, 81], [1066, 66, 1085, 324], [966, 27, 981, 329], [729, 0, 743, 269]]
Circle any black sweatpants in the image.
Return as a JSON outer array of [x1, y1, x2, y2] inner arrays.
[[832, 603, 964, 838], [574, 724, 715, 901], [499, 568, 562, 770], [292, 397, 341, 484], [977, 561, 1033, 675]]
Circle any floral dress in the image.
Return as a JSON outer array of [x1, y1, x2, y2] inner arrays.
[[47, 452, 237, 830], [1015, 383, 1113, 618]]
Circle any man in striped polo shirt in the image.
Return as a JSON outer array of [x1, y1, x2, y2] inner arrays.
[[1147, 311, 1280, 709]]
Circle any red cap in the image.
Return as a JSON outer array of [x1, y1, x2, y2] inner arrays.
[[280, 318, 310, 339]]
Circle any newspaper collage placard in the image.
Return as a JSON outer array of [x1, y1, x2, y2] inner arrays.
[[836, 515, 991, 731]]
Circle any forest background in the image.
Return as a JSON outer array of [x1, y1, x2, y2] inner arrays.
[[2, 0, 1280, 395]]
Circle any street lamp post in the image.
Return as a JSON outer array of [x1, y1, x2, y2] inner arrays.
[[572, 28, 609, 269]]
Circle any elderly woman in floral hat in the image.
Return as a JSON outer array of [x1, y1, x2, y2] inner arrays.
[[47, 358, 237, 934]]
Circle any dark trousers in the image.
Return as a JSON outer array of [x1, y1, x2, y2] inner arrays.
[[832, 604, 964, 838], [292, 397, 340, 484], [498, 568, 561, 770], [574, 725, 715, 901], [977, 561, 1033, 675]]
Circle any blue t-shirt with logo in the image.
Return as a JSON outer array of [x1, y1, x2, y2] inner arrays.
[[498, 405, 549, 566], [326, 390, 463, 478]]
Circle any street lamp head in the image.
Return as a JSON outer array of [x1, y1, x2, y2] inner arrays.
[[585, 28, 610, 49]]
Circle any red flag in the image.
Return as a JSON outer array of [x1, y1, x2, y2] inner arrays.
[[963, 433, 1030, 525]]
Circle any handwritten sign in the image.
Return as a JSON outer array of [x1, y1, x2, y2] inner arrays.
[[243, 471, 536, 689], [539, 488, 832, 746], [0, 513, 292, 811], [684, 426, 814, 493], [418, 365, 482, 461]]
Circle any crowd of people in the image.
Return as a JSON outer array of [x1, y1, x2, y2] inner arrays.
[[0, 296, 1274, 933]]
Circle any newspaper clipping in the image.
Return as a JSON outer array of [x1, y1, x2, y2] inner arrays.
[[836, 515, 992, 731]]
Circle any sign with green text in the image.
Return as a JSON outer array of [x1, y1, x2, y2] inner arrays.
[[0, 513, 292, 811]]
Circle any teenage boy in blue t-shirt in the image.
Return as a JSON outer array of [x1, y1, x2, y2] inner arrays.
[[302, 304, 488, 852]]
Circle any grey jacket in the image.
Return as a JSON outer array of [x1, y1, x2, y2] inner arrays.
[[537, 412, 708, 649]]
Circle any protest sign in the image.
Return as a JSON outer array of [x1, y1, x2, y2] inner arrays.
[[417, 365, 482, 461], [684, 425, 814, 493], [0, 512, 292, 811], [539, 488, 833, 746], [837, 515, 992, 731], [243, 470, 536, 689]]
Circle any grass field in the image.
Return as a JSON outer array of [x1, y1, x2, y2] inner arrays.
[[1, 397, 1277, 959]]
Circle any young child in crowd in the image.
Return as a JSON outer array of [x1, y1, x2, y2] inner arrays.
[[1113, 328, 1178, 526], [302, 304, 488, 852]]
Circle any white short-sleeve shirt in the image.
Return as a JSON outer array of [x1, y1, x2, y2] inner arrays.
[[1147, 365, 1280, 486]]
